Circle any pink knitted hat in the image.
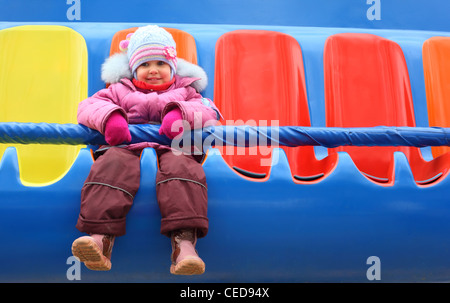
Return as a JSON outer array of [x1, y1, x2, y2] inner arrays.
[[119, 25, 177, 79]]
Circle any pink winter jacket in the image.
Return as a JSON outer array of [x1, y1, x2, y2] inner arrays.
[[77, 75, 220, 151]]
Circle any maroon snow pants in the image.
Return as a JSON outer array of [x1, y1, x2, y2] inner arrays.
[[75, 147, 208, 238]]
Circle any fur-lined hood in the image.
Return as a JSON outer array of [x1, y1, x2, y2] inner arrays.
[[100, 52, 208, 92]]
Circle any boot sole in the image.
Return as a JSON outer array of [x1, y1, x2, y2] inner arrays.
[[170, 257, 205, 275], [71, 237, 111, 271]]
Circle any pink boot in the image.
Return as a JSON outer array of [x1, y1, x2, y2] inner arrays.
[[170, 229, 205, 275], [71, 234, 115, 271]]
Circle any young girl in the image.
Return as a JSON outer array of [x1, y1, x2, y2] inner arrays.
[[71, 25, 220, 275]]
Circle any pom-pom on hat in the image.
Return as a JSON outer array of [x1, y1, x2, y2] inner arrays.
[[120, 25, 178, 80]]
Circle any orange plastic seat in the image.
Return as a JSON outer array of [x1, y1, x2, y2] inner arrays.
[[324, 33, 450, 185], [214, 30, 336, 181], [423, 36, 450, 158], [109, 27, 197, 64]]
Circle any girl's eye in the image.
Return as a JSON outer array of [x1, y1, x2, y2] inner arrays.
[[141, 62, 149, 67], [157, 61, 165, 66]]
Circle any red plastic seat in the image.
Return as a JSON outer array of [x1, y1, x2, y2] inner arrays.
[[214, 30, 336, 182], [423, 36, 450, 158], [324, 33, 450, 185]]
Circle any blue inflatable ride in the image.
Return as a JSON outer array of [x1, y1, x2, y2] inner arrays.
[[1, 0, 450, 282]]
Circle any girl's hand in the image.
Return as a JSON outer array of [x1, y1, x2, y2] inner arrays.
[[104, 111, 132, 145], [159, 108, 184, 139]]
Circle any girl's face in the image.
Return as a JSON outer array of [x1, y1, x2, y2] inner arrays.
[[136, 60, 171, 85]]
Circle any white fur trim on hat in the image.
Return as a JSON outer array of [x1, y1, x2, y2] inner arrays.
[[176, 58, 208, 92], [101, 52, 132, 84], [101, 53, 208, 92]]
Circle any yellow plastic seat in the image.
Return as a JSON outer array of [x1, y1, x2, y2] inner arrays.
[[0, 25, 88, 186]]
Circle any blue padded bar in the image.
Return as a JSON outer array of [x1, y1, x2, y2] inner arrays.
[[0, 122, 449, 148]]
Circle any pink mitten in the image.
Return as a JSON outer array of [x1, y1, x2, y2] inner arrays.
[[104, 111, 131, 145], [159, 108, 184, 139]]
